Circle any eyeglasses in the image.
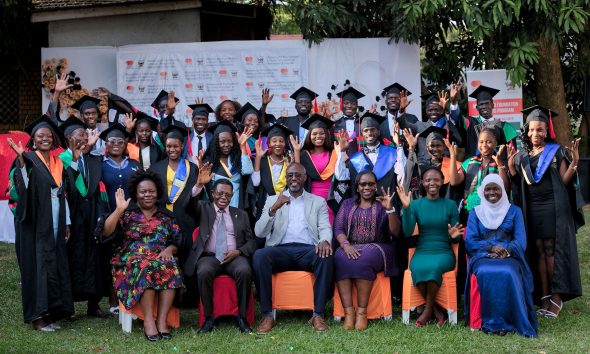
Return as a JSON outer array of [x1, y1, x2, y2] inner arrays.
[[358, 182, 377, 187], [215, 192, 233, 199], [107, 138, 126, 145], [286, 172, 305, 179]]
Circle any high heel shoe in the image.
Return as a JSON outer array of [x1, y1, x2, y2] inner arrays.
[[144, 332, 161, 341], [158, 331, 172, 340]]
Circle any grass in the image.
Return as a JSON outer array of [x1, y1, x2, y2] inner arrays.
[[1, 208, 589, 353]]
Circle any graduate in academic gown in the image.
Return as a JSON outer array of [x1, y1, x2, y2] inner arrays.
[[127, 112, 164, 170], [379, 82, 419, 142], [509, 106, 584, 317], [235, 102, 264, 158], [152, 89, 180, 119], [334, 112, 402, 197], [149, 122, 199, 254], [292, 114, 339, 223], [7, 115, 74, 330], [215, 99, 242, 124], [57, 117, 110, 318], [203, 120, 254, 209], [450, 85, 518, 158], [280, 86, 319, 143], [248, 124, 293, 245], [332, 86, 366, 157], [187, 103, 214, 163], [72, 95, 105, 156]]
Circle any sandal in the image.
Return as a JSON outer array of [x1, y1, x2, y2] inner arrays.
[[109, 306, 120, 315], [537, 295, 551, 316], [544, 299, 563, 319]]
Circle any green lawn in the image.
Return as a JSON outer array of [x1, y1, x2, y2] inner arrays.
[[1, 209, 589, 353]]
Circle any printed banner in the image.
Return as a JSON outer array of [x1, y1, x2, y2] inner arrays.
[[465, 69, 523, 125]]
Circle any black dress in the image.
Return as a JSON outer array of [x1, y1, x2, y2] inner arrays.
[[525, 154, 556, 238], [12, 152, 74, 323]]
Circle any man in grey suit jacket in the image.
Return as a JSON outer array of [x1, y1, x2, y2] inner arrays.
[[253, 163, 333, 334]]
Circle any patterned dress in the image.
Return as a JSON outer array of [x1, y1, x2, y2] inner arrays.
[[112, 208, 184, 309], [333, 199, 397, 281]]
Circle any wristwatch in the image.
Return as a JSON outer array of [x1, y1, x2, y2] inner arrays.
[[386, 207, 396, 214]]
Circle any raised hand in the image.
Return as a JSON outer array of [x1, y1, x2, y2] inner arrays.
[[399, 90, 413, 113], [448, 222, 465, 239], [196, 162, 214, 187], [196, 149, 206, 169], [334, 129, 350, 153], [115, 188, 131, 212], [289, 135, 303, 152], [492, 145, 506, 168], [54, 73, 73, 94], [402, 128, 418, 150], [444, 138, 457, 158], [165, 90, 177, 115], [86, 129, 99, 150], [396, 185, 411, 209], [261, 88, 274, 106], [438, 90, 449, 110], [255, 138, 267, 157], [194, 97, 204, 104], [450, 79, 463, 104], [375, 186, 395, 210], [369, 103, 377, 113], [72, 140, 87, 161], [237, 126, 254, 146], [392, 122, 400, 146], [7, 138, 25, 167], [124, 113, 136, 132], [566, 138, 581, 165]]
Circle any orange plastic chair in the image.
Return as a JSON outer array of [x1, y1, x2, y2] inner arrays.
[[401, 243, 459, 325], [332, 272, 393, 321], [119, 299, 180, 333], [271, 271, 315, 319]]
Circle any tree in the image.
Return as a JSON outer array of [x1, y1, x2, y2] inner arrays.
[[281, 0, 590, 149]]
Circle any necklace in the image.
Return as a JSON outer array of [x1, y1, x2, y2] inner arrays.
[[531, 145, 545, 156], [268, 155, 285, 164]]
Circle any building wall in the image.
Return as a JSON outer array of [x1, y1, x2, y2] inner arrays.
[[48, 9, 201, 47]]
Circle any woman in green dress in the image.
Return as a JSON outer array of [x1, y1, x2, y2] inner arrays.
[[398, 167, 464, 327]]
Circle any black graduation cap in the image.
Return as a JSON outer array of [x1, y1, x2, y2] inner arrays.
[[135, 111, 159, 131], [521, 105, 558, 122], [300, 114, 334, 130], [208, 120, 238, 135], [336, 86, 365, 102], [418, 126, 449, 143], [233, 102, 259, 122], [290, 86, 319, 101], [99, 123, 131, 140], [188, 103, 214, 118], [382, 82, 412, 96], [60, 115, 88, 138], [163, 122, 189, 140], [469, 85, 500, 102], [71, 95, 101, 112], [159, 116, 186, 133], [151, 90, 179, 109], [24, 115, 65, 147], [359, 112, 385, 130], [420, 92, 439, 106], [260, 123, 293, 139]]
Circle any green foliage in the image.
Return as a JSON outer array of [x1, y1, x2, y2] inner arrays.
[[0, 0, 35, 73]]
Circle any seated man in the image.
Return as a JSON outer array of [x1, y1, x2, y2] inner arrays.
[[253, 163, 333, 333], [184, 178, 256, 334]]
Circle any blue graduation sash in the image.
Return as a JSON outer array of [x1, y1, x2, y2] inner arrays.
[[522, 143, 559, 185], [169, 159, 188, 203], [349, 145, 397, 180]]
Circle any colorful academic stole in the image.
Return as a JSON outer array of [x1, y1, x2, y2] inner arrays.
[[35, 151, 63, 187], [219, 159, 237, 178], [153, 132, 165, 152], [268, 158, 287, 194], [305, 150, 338, 180], [348, 145, 397, 180], [7, 167, 18, 215], [58, 150, 87, 197], [168, 160, 189, 210], [99, 181, 109, 204], [521, 143, 560, 185], [127, 143, 140, 162]]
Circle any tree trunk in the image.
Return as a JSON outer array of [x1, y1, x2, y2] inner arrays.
[[533, 36, 571, 145], [579, 112, 590, 157]]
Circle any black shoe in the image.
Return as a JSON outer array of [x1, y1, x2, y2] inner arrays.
[[144, 332, 161, 341], [198, 317, 216, 334], [236, 316, 252, 333], [159, 331, 172, 340]]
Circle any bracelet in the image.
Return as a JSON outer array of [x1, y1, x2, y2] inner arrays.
[[497, 165, 506, 170], [386, 207, 396, 214]]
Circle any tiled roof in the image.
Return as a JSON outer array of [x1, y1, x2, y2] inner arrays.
[[32, 0, 156, 11]]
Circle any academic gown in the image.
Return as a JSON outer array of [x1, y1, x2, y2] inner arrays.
[[299, 149, 339, 215], [511, 145, 584, 302], [333, 115, 363, 156], [60, 152, 106, 301], [149, 158, 198, 254], [130, 144, 164, 170], [246, 155, 286, 221], [281, 115, 308, 143], [12, 152, 74, 323], [380, 111, 419, 142], [345, 145, 399, 197]]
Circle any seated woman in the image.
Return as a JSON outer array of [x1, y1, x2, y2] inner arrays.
[[398, 167, 464, 327], [292, 114, 339, 224], [103, 170, 183, 341], [333, 171, 401, 331], [465, 174, 538, 337]]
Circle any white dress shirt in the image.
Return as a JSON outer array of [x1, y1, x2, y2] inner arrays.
[[280, 191, 313, 245]]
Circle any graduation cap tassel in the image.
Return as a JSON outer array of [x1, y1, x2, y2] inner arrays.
[[548, 111, 556, 140]]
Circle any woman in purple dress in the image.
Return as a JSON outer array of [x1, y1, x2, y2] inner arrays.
[[333, 170, 401, 331]]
